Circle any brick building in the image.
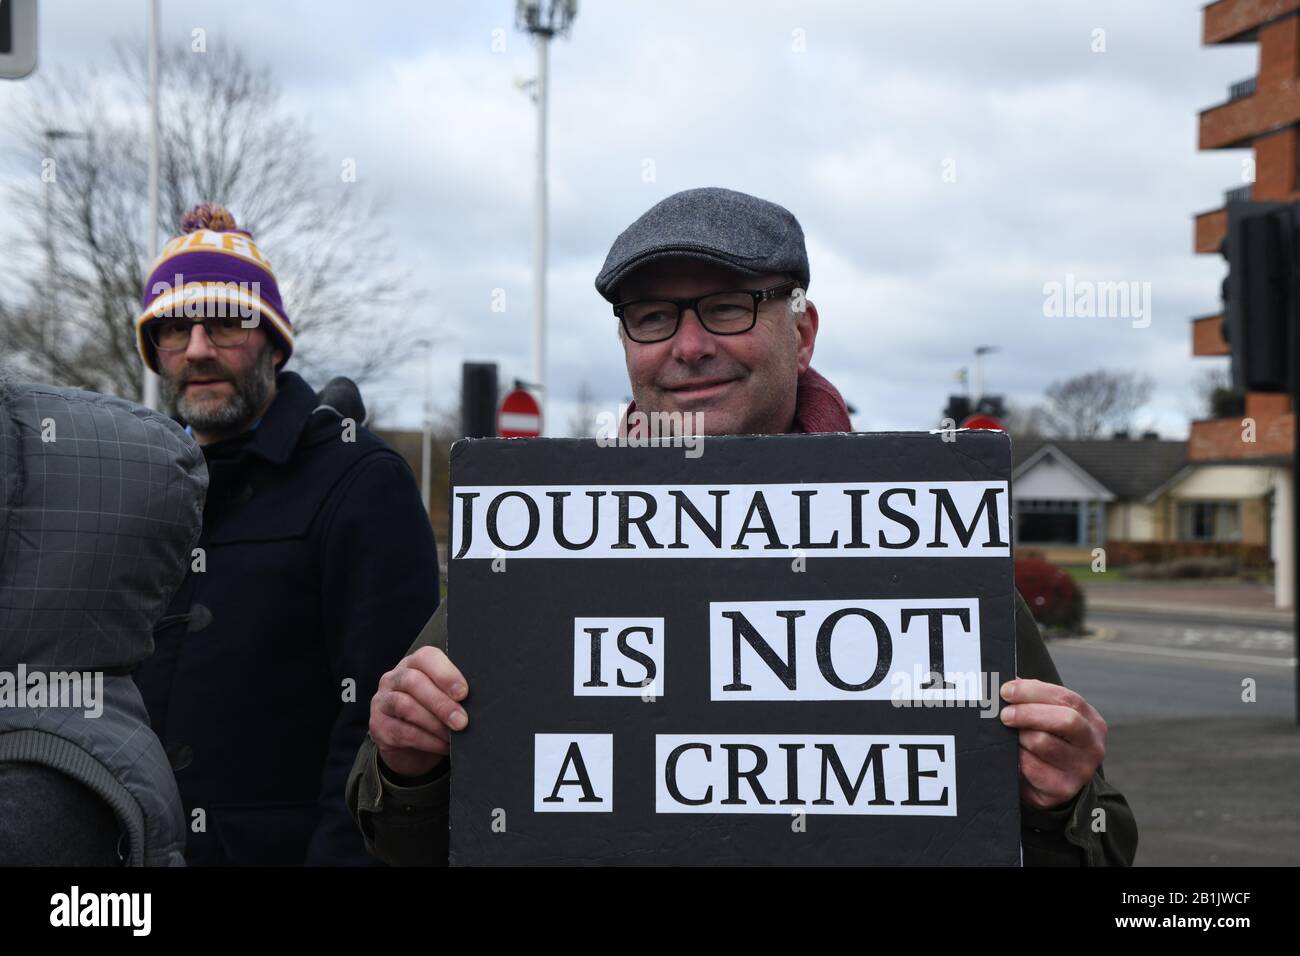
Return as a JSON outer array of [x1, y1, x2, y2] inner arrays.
[[1192, 0, 1300, 606]]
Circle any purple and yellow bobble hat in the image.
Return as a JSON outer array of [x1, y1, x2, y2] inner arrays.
[[136, 202, 293, 372]]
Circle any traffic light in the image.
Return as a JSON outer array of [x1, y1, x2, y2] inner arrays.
[[461, 362, 499, 438], [1220, 201, 1298, 393], [942, 395, 971, 425], [941, 393, 1005, 427], [973, 394, 1006, 419], [0, 0, 37, 80]]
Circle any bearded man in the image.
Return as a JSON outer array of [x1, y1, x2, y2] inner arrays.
[[132, 204, 440, 865]]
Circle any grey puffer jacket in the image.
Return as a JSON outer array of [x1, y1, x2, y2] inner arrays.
[[0, 382, 207, 866]]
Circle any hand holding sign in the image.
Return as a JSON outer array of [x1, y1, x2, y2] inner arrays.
[[369, 646, 470, 778], [999, 678, 1107, 811]]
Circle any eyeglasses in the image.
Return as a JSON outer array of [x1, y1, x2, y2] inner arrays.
[[614, 281, 799, 344], [147, 316, 258, 351]]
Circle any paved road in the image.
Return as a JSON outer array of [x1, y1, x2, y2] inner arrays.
[[1049, 610, 1295, 723], [1043, 610, 1300, 866]]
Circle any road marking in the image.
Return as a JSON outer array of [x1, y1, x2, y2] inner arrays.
[[1082, 625, 1119, 643], [1058, 640, 1294, 668], [1088, 606, 1294, 628]]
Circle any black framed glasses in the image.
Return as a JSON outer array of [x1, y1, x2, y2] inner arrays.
[[147, 316, 259, 351], [614, 280, 799, 344]]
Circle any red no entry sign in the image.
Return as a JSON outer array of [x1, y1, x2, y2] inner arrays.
[[961, 414, 1006, 431], [498, 388, 542, 438]]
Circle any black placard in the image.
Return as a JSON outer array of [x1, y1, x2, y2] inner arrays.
[[448, 431, 1019, 865]]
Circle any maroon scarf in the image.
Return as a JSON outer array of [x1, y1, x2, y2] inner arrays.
[[789, 366, 853, 434], [620, 366, 852, 435]]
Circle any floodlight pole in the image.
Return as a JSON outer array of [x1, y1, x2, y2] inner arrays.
[[142, 0, 162, 409], [517, 2, 577, 437]]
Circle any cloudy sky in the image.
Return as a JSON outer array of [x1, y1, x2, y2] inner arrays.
[[0, 0, 1257, 436]]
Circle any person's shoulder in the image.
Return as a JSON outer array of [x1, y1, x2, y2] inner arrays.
[[297, 418, 415, 504], [276, 374, 415, 493], [300, 410, 394, 458]]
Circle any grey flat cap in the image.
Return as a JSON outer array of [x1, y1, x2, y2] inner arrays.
[[594, 186, 809, 302]]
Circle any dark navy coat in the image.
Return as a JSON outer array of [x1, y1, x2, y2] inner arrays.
[[134, 371, 439, 865]]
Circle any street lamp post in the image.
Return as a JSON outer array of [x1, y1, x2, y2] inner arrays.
[[412, 339, 435, 514], [42, 128, 88, 383], [142, 0, 162, 410], [973, 345, 998, 405], [515, 1, 577, 436]]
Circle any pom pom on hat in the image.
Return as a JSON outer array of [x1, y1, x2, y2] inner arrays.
[[180, 202, 238, 235]]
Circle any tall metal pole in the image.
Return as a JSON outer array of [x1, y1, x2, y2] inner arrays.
[[142, 0, 161, 409], [973, 345, 997, 406], [422, 346, 432, 513], [411, 338, 434, 514], [43, 130, 54, 382], [517, 1, 575, 435], [42, 129, 88, 384], [531, 33, 549, 434]]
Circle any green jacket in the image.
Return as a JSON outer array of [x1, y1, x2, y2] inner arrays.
[[346, 591, 1138, 866]]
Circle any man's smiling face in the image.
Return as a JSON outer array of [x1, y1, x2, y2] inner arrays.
[[617, 259, 818, 436]]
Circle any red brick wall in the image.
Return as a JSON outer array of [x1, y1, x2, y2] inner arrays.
[[1253, 125, 1299, 196], [1190, 412, 1294, 459], [1192, 314, 1229, 355], [1247, 392, 1292, 415], [1259, 12, 1300, 91], [1193, 128, 1300, 252], [1206, 0, 1300, 44], [1195, 207, 1228, 254], [1200, 16, 1300, 150]]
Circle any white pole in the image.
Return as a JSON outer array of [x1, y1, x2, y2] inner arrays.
[[1275, 467, 1295, 610], [421, 348, 432, 514], [972, 352, 984, 405], [142, 0, 161, 410], [532, 32, 549, 435], [43, 130, 54, 381]]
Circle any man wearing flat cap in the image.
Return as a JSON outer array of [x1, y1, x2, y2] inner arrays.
[[347, 187, 1138, 866]]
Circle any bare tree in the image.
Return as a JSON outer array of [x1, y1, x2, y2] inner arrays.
[[1002, 400, 1048, 440], [1039, 369, 1154, 439], [0, 43, 418, 398]]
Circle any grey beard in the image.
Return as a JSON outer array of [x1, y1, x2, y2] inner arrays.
[[165, 347, 276, 440]]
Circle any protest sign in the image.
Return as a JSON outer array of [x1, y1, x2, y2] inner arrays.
[[448, 431, 1019, 865]]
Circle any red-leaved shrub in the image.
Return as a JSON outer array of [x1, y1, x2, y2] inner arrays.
[[1014, 557, 1085, 633]]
